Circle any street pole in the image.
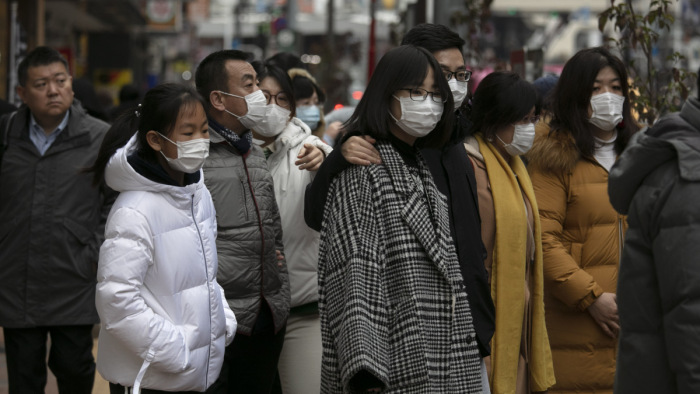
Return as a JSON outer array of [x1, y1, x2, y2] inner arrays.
[[327, 0, 335, 56], [368, 0, 376, 79]]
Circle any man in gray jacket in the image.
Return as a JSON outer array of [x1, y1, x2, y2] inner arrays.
[[609, 81, 700, 393], [0, 46, 112, 393], [195, 50, 291, 393]]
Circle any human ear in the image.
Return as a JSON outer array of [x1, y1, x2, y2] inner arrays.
[[209, 91, 226, 111], [16, 85, 25, 103], [146, 130, 164, 152]]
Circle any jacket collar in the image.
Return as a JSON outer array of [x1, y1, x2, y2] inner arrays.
[[105, 135, 204, 208], [375, 141, 452, 281], [11, 100, 97, 157], [274, 117, 312, 151]]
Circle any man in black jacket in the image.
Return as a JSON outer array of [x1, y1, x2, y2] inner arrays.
[[304, 23, 495, 388], [0, 46, 112, 394], [609, 79, 700, 394]]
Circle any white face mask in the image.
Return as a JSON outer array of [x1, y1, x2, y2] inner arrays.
[[255, 104, 291, 137], [448, 79, 469, 109], [219, 89, 268, 130], [497, 123, 535, 156], [389, 95, 443, 138], [589, 92, 625, 131], [158, 133, 210, 173]]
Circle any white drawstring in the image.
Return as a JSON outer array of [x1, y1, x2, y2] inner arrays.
[[132, 359, 151, 394]]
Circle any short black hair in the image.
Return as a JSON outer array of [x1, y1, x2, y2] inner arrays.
[[549, 46, 639, 157], [119, 84, 141, 103], [289, 70, 326, 103], [470, 71, 538, 141], [18, 46, 69, 86], [267, 52, 305, 72], [252, 60, 297, 117], [343, 45, 454, 149], [400, 23, 465, 55], [195, 50, 251, 106]]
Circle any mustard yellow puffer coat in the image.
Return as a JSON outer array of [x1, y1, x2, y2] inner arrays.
[[525, 123, 626, 394]]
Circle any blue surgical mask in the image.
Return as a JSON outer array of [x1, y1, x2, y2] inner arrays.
[[297, 105, 321, 130]]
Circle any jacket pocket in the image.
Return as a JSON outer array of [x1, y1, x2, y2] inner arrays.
[[387, 298, 430, 388], [63, 218, 96, 278]]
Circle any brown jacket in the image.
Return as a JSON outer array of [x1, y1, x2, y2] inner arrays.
[[525, 124, 626, 393]]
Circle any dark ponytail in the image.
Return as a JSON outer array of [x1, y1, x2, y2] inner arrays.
[[87, 83, 206, 187], [87, 110, 139, 187]]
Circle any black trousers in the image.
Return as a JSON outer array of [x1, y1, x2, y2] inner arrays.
[[3, 325, 95, 394], [219, 323, 286, 394], [109, 380, 227, 394]]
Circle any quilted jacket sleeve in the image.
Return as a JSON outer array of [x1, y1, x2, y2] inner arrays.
[[529, 168, 603, 311], [648, 174, 700, 392], [96, 206, 191, 374], [320, 167, 389, 391]]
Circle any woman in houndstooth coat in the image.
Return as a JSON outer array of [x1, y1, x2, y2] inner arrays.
[[317, 45, 483, 394]]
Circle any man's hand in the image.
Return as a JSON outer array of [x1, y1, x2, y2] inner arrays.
[[341, 136, 381, 166], [295, 143, 325, 171], [587, 292, 619, 338]]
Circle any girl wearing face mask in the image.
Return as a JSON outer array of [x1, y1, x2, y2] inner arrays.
[[87, 83, 237, 394], [288, 68, 326, 138], [249, 61, 332, 394], [318, 45, 483, 393], [525, 47, 640, 394], [463, 71, 555, 394]]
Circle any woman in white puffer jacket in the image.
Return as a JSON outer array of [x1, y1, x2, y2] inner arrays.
[[250, 62, 332, 394], [89, 83, 236, 394]]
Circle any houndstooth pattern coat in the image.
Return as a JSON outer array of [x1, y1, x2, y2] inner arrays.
[[318, 141, 483, 393]]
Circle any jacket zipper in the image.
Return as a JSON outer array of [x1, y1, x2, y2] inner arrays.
[[191, 194, 212, 387], [618, 216, 624, 261], [241, 155, 270, 330], [240, 180, 249, 221]]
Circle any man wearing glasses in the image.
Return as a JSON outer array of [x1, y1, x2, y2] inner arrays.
[[304, 23, 495, 392]]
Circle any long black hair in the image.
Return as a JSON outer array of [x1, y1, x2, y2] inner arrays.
[[342, 45, 454, 149], [470, 71, 538, 141], [88, 83, 206, 186], [549, 47, 639, 157]]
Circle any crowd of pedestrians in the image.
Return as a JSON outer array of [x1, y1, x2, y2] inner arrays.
[[1, 21, 700, 394]]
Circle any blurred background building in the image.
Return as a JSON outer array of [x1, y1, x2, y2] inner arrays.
[[1, 0, 699, 112]]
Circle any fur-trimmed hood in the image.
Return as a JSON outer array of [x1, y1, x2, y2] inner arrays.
[[526, 122, 580, 175]]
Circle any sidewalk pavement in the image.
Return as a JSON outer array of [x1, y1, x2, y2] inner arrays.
[[0, 327, 109, 394]]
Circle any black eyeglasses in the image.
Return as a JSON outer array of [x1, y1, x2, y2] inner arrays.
[[444, 70, 472, 82], [399, 88, 447, 103], [262, 91, 291, 107]]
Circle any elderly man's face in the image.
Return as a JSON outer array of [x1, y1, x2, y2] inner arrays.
[[17, 62, 74, 124]]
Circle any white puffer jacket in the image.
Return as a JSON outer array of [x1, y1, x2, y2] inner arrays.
[[265, 118, 332, 307], [95, 136, 236, 393]]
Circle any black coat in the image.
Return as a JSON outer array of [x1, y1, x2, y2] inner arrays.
[[0, 101, 113, 327], [609, 98, 700, 394], [305, 113, 495, 356]]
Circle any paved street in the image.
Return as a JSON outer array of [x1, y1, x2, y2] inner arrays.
[[0, 327, 110, 394]]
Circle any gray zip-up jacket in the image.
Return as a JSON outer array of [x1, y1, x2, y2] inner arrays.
[[0, 100, 112, 327], [203, 130, 290, 335]]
